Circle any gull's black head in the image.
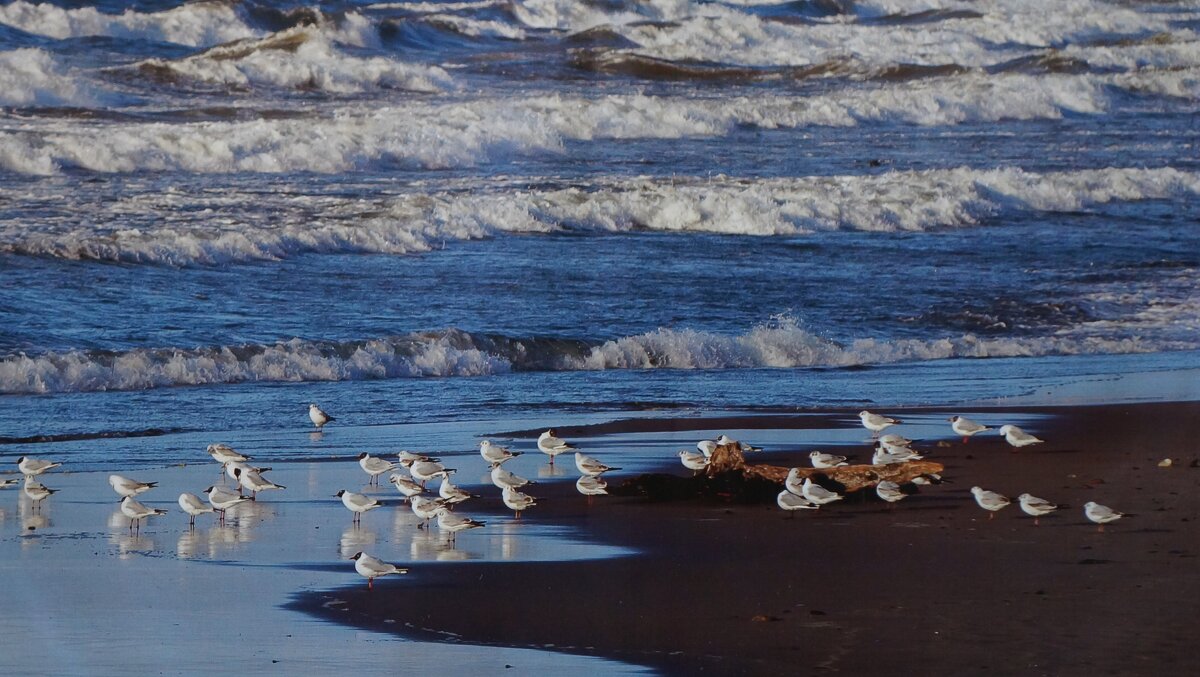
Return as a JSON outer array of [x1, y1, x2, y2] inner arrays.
[[335, 490, 346, 497], [357, 452, 368, 460], [349, 551, 362, 560], [203, 486, 214, 494]]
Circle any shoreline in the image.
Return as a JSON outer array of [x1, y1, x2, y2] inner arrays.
[[292, 400, 1200, 675]]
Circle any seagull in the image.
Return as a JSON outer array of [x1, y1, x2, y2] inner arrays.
[[480, 441, 521, 467], [801, 477, 843, 506], [402, 459, 454, 487], [397, 450, 439, 464], [970, 486, 1010, 518], [1018, 493, 1059, 525], [1000, 425, 1044, 449], [309, 403, 334, 429], [678, 450, 709, 472], [716, 434, 762, 453], [108, 474, 158, 500], [537, 429, 576, 465], [875, 480, 906, 504], [120, 496, 167, 533], [949, 416, 990, 443], [435, 507, 484, 543], [336, 490, 381, 523], [784, 467, 807, 496], [576, 475, 608, 503], [437, 476, 474, 505], [575, 451, 620, 477], [696, 439, 718, 458], [777, 489, 819, 516], [879, 438, 919, 455], [178, 492, 215, 527], [23, 477, 57, 510], [878, 433, 913, 447], [872, 446, 921, 466], [501, 486, 537, 519], [204, 485, 251, 522], [1084, 501, 1125, 531], [809, 451, 848, 469], [491, 464, 532, 491], [18, 456, 61, 478], [387, 473, 424, 503], [349, 552, 407, 590], [858, 411, 900, 435], [233, 467, 286, 500], [227, 460, 272, 494], [358, 453, 396, 485], [206, 443, 247, 465], [911, 472, 946, 486], [0, 478, 18, 489], [410, 495, 445, 530]]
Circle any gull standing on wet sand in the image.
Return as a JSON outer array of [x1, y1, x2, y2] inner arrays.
[[1018, 493, 1060, 525], [336, 490, 381, 524], [576, 475, 608, 503], [1000, 425, 1044, 449], [1084, 501, 1125, 532], [388, 473, 424, 503], [233, 467, 286, 500], [878, 433, 913, 447], [575, 451, 620, 477], [875, 480, 907, 504], [350, 552, 407, 590], [809, 451, 848, 468], [801, 477, 844, 506], [108, 474, 158, 500], [502, 486, 537, 519], [950, 416, 990, 443], [538, 429, 576, 465], [491, 464, 533, 491], [205, 485, 251, 522], [858, 411, 900, 436], [18, 456, 61, 478], [23, 477, 57, 511], [410, 495, 445, 530], [178, 492, 215, 527], [120, 496, 167, 533], [777, 489, 818, 516], [436, 507, 485, 543], [480, 441, 521, 467], [358, 453, 396, 485], [438, 476, 474, 506], [970, 486, 1010, 518], [403, 458, 454, 488], [309, 403, 334, 430]]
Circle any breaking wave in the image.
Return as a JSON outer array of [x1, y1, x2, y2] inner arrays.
[[0, 48, 105, 107], [0, 0, 261, 47]]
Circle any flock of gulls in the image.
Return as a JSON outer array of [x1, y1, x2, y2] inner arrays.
[[4, 404, 1128, 588]]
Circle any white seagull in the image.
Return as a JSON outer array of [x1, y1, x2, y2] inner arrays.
[[397, 450, 439, 464], [878, 433, 913, 447], [233, 467, 286, 500], [120, 496, 167, 533], [696, 439, 718, 459], [358, 453, 396, 485], [206, 443, 247, 465], [403, 459, 454, 487], [879, 438, 919, 455], [537, 429, 576, 465], [480, 441, 521, 467], [336, 490, 381, 523], [226, 460, 272, 492], [1000, 425, 1044, 449], [809, 451, 848, 469], [491, 465, 532, 491], [949, 416, 990, 443], [875, 480, 906, 504], [501, 486, 537, 519], [575, 451, 620, 477], [23, 477, 57, 510], [678, 450, 709, 472], [108, 474, 158, 500], [801, 477, 843, 506], [1084, 501, 1125, 531], [784, 467, 807, 496], [437, 476, 474, 505], [716, 434, 762, 453], [435, 507, 484, 543], [178, 492, 215, 527], [777, 489, 819, 516], [576, 475, 608, 503], [872, 446, 921, 466], [0, 478, 18, 489], [1018, 493, 1059, 525], [204, 485, 251, 522], [410, 495, 445, 530], [309, 403, 334, 429], [970, 486, 1010, 518], [349, 552, 408, 590], [18, 456, 61, 478], [387, 473, 424, 503], [858, 411, 900, 435]]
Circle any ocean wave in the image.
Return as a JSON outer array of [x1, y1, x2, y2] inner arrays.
[[2, 166, 1196, 264], [2, 320, 1191, 395], [131, 26, 454, 94], [0, 0, 261, 47], [0, 48, 104, 107]]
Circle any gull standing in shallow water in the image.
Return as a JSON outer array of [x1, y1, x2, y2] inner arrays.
[[491, 465, 532, 491], [480, 441, 521, 467], [357, 453, 396, 485], [309, 403, 334, 430], [336, 490, 381, 524], [1084, 501, 1125, 532], [502, 486, 537, 519], [388, 473, 424, 503], [1000, 425, 1044, 449], [178, 492, 215, 527], [809, 451, 848, 469], [23, 477, 57, 511], [403, 459, 454, 488], [120, 496, 167, 533], [950, 416, 990, 443], [777, 489, 818, 516], [437, 476, 474, 506], [1018, 493, 1060, 525], [537, 429, 576, 465], [205, 486, 250, 523], [575, 452, 620, 477], [18, 456, 61, 478], [234, 467, 286, 500], [970, 486, 1010, 518], [349, 552, 407, 590], [410, 495, 445, 530], [801, 477, 843, 506], [576, 475, 608, 504], [436, 507, 485, 543], [108, 474, 158, 500]]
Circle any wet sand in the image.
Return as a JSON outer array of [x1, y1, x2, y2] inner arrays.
[[294, 401, 1200, 675]]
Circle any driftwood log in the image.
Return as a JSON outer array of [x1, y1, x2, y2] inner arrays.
[[706, 443, 944, 493]]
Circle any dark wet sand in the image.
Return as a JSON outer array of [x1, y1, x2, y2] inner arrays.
[[293, 402, 1200, 675]]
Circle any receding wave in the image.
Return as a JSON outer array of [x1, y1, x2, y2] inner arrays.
[[2, 166, 1196, 264], [2, 321, 1192, 395]]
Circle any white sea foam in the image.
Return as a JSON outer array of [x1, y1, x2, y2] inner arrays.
[[0, 48, 103, 107], [2, 318, 1193, 395], [137, 27, 454, 93], [0, 0, 261, 47], [2, 166, 1196, 264]]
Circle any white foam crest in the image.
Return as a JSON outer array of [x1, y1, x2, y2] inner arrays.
[[0, 48, 102, 107], [0, 0, 261, 47], [426, 14, 529, 40], [139, 27, 454, 94], [0, 336, 511, 395], [367, 1, 502, 11], [512, 0, 694, 31]]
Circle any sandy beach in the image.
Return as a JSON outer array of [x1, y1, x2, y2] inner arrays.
[[292, 401, 1200, 675]]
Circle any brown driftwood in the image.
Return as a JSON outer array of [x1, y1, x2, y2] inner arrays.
[[705, 443, 945, 493]]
